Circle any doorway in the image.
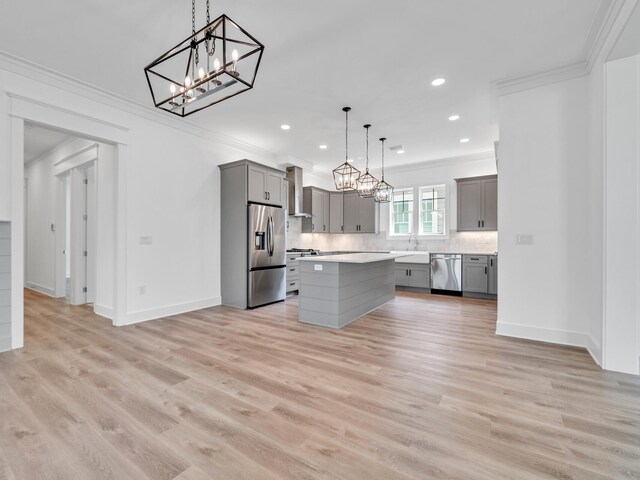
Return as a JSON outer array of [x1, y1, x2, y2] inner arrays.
[[24, 123, 99, 307]]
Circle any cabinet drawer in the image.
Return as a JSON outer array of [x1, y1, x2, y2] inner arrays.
[[463, 255, 488, 264], [287, 265, 299, 275], [286, 278, 300, 291], [286, 255, 301, 263]]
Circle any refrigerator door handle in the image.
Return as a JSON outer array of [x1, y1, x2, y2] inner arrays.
[[267, 216, 274, 256]]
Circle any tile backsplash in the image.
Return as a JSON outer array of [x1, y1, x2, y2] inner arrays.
[[286, 217, 498, 254]]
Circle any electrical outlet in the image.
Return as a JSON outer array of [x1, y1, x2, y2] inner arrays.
[[139, 285, 146, 294]]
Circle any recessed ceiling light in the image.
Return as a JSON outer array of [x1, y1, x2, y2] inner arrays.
[[280, 124, 291, 130], [397, 150, 405, 154], [448, 114, 460, 121], [319, 144, 328, 150], [431, 78, 446, 86], [460, 138, 470, 143]]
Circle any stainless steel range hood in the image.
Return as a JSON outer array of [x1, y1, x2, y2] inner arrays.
[[285, 166, 312, 217]]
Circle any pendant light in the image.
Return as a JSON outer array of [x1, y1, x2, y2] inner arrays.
[[144, 0, 264, 117], [333, 107, 361, 191], [373, 138, 394, 203], [356, 124, 379, 197]]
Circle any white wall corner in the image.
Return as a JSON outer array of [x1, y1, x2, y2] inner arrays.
[[496, 322, 588, 349], [120, 296, 222, 327]]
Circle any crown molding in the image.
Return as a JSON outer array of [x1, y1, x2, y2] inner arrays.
[[384, 151, 496, 174], [494, 0, 633, 97], [0, 50, 277, 161]]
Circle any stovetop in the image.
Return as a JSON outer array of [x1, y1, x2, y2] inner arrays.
[[287, 248, 320, 256]]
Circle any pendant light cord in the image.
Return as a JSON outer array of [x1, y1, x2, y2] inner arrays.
[[381, 138, 385, 180], [365, 126, 370, 172], [345, 109, 349, 163], [192, 0, 200, 65]]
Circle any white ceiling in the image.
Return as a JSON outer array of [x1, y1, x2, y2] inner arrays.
[[1, 1, 605, 170], [23, 124, 74, 164], [609, 2, 640, 61]]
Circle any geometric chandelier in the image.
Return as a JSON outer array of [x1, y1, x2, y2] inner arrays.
[[333, 107, 361, 191], [356, 123, 379, 198], [144, 0, 264, 117], [373, 137, 394, 203]]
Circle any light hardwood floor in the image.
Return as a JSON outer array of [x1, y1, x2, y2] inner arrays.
[[0, 289, 639, 479]]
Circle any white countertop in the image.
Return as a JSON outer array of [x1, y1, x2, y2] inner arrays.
[[298, 252, 411, 264]]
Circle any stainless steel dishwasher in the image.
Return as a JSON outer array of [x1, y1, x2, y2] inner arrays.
[[430, 254, 462, 293]]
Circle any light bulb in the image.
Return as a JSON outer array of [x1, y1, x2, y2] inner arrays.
[[170, 84, 176, 94], [185, 76, 192, 87], [213, 58, 221, 71], [198, 67, 205, 80], [232, 49, 239, 61]]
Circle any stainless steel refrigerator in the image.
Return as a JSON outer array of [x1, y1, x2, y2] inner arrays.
[[247, 204, 286, 308]]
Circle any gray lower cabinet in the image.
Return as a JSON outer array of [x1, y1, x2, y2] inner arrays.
[[395, 263, 430, 289], [343, 193, 379, 233], [462, 255, 488, 293], [488, 255, 498, 295], [329, 193, 343, 233], [0, 222, 11, 352], [286, 253, 300, 293], [456, 175, 498, 231]]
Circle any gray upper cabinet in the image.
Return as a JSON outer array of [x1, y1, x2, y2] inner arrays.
[[302, 187, 330, 233], [343, 193, 359, 233], [456, 175, 498, 231], [247, 163, 284, 206], [488, 255, 498, 295], [343, 193, 379, 233], [329, 193, 343, 233]]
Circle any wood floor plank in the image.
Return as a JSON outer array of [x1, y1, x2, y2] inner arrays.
[[0, 288, 638, 479]]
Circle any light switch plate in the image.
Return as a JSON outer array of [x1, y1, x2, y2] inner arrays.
[[516, 234, 533, 245], [314, 264, 323, 271]]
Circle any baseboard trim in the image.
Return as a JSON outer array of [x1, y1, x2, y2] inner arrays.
[[496, 322, 587, 348], [0, 335, 11, 353], [119, 296, 222, 326], [586, 334, 603, 367], [25, 282, 55, 297], [93, 304, 114, 321]]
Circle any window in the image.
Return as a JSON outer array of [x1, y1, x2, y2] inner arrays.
[[419, 185, 446, 235], [390, 189, 413, 235]]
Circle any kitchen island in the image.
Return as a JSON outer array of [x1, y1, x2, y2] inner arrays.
[[297, 253, 409, 328]]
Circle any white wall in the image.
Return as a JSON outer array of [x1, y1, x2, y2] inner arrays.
[[497, 75, 601, 349], [0, 52, 277, 340], [603, 54, 640, 374]]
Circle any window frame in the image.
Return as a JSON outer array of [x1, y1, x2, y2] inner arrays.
[[418, 184, 447, 236], [388, 188, 414, 236], [386, 183, 450, 239]]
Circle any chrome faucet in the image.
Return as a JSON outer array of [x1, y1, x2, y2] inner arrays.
[[408, 233, 419, 251]]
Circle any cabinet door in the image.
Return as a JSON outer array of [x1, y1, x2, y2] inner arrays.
[[329, 193, 343, 233], [266, 172, 283, 206], [457, 180, 482, 231], [395, 267, 410, 286], [482, 178, 498, 231], [322, 192, 330, 233], [343, 193, 359, 233], [358, 196, 378, 233], [462, 263, 488, 293], [311, 189, 323, 233], [247, 166, 267, 203], [488, 256, 498, 294], [409, 268, 430, 288]]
